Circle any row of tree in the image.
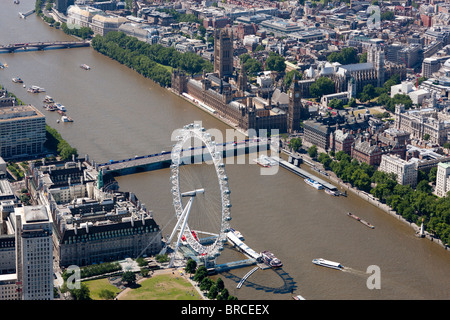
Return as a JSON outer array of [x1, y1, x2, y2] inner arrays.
[[44, 125, 78, 161], [314, 149, 450, 245], [185, 259, 238, 300], [91, 31, 214, 87]]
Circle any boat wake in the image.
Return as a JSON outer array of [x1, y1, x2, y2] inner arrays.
[[341, 267, 368, 277]]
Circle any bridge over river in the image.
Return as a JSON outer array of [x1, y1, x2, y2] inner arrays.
[[0, 41, 90, 53], [95, 139, 272, 176]]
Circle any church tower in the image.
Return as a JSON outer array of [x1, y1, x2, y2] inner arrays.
[[367, 45, 385, 87], [287, 73, 307, 133]]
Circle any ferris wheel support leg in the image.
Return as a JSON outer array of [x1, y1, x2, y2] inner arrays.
[[169, 197, 194, 268]]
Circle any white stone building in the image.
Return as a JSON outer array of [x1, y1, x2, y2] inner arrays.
[[379, 154, 418, 187]]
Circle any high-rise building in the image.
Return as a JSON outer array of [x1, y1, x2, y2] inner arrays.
[[15, 206, 53, 300], [422, 57, 441, 78], [0, 101, 46, 160], [435, 162, 450, 197], [214, 29, 234, 79]]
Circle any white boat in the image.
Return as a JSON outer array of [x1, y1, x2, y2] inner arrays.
[[293, 295, 306, 300], [55, 103, 66, 112], [31, 85, 45, 92], [61, 116, 73, 122], [80, 64, 90, 70], [253, 155, 271, 167], [312, 258, 343, 270], [12, 77, 23, 83], [230, 228, 244, 241], [304, 178, 323, 190], [43, 95, 54, 103], [325, 189, 338, 196]]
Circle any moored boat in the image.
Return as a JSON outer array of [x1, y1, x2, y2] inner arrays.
[[230, 228, 244, 241], [260, 250, 282, 268], [61, 116, 73, 122], [30, 85, 45, 92], [312, 258, 343, 270], [253, 155, 271, 167], [293, 295, 306, 300], [43, 95, 54, 103], [55, 103, 66, 112], [304, 178, 323, 190], [325, 188, 338, 196]]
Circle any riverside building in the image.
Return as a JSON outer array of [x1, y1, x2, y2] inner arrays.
[[0, 93, 45, 160], [29, 158, 162, 268]]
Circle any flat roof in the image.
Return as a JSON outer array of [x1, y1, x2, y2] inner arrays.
[[23, 205, 49, 223]]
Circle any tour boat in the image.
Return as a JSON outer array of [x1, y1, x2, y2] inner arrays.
[[304, 178, 323, 190], [260, 251, 282, 268], [30, 85, 45, 92], [253, 155, 271, 167], [312, 258, 343, 270], [230, 228, 244, 241]]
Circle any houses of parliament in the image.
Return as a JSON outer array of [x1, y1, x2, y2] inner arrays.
[[171, 28, 402, 135], [171, 28, 309, 134]]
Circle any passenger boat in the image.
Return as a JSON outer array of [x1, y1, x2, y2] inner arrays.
[[31, 85, 45, 92], [253, 155, 271, 167], [27, 87, 39, 93], [45, 104, 57, 111], [304, 178, 323, 190], [312, 258, 343, 270], [12, 77, 23, 83], [61, 116, 73, 122], [325, 189, 338, 196], [80, 64, 90, 70], [230, 228, 244, 241], [347, 212, 374, 229], [260, 251, 282, 268]]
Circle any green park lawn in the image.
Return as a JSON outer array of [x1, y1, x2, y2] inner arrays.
[[119, 274, 203, 300], [83, 278, 121, 300]]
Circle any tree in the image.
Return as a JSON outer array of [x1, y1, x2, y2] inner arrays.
[[284, 69, 302, 88], [193, 266, 208, 283], [99, 289, 116, 300], [70, 283, 91, 300], [199, 277, 214, 292], [327, 47, 358, 65], [288, 137, 302, 152], [265, 52, 286, 73], [308, 145, 318, 158], [309, 77, 335, 98], [185, 258, 197, 275], [121, 271, 136, 286], [328, 98, 344, 110]]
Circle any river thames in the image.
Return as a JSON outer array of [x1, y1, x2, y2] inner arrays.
[[1, 0, 449, 300]]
